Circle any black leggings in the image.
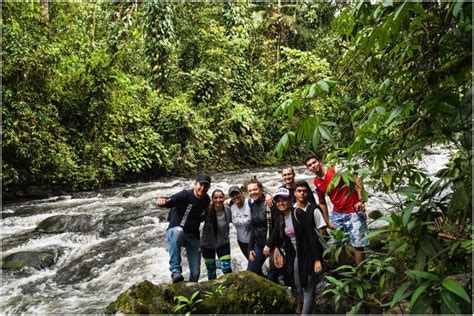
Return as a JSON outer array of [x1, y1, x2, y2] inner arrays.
[[238, 240, 249, 259]]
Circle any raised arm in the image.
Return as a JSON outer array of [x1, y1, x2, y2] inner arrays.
[[316, 189, 334, 229], [154, 198, 170, 207]]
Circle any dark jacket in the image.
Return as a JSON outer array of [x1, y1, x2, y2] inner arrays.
[[267, 207, 324, 288], [248, 194, 280, 252], [166, 189, 210, 239], [201, 206, 231, 249]]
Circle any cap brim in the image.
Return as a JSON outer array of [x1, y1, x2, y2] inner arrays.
[[274, 194, 289, 200], [199, 181, 210, 185]]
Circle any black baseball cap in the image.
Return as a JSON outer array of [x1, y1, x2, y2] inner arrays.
[[228, 185, 241, 196], [196, 174, 211, 185]]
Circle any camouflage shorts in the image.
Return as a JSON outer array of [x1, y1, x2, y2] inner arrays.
[[331, 211, 369, 248]]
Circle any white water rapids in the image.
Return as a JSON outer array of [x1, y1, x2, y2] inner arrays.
[[1, 147, 451, 314]]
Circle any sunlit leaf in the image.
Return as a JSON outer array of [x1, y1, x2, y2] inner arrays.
[[442, 279, 471, 303], [317, 80, 329, 92]]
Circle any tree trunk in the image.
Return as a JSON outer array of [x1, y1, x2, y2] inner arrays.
[[40, 0, 50, 27]]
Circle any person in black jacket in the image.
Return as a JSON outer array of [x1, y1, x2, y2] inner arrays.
[[154, 174, 211, 284], [201, 189, 232, 280], [265, 187, 324, 314], [247, 177, 277, 276]]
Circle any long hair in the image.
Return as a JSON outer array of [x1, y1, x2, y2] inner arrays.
[[209, 189, 225, 238]]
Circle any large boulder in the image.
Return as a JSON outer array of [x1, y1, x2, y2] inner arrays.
[[1, 249, 58, 270], [35, 214, 94, 233], [104, 271, 294, 314]]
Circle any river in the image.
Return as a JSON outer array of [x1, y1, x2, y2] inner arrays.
[[0, 148, 451, 314]]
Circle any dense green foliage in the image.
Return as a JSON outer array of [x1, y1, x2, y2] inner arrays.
[[274, 1, 472, 314], [4, 2, 326, 194], [2, 2, 472, 313]]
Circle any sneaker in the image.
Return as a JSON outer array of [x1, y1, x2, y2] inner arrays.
[[171, 272, 184, 284]]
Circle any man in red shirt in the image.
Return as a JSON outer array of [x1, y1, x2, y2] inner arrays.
[[304, 154, 369, 265]]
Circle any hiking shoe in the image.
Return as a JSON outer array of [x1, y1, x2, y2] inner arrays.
[[171, 272, 184, 284]]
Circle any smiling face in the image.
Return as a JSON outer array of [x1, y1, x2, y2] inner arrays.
[[275, 197, 291, 213], [281, 168, 295, 186], [247, 183, 262, 201], [212, 191, 225, 206], [194, 181, 210, 199], [230, 192, 244, 207], [305, 157, 323, 175]]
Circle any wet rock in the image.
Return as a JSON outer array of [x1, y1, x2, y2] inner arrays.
[[100, 208, 163, 237], [104, 271, 294, 314], [122, 191, 141, 198], [35, 214, 94, 233], [1, 249, 58, 270], [368, 210, 383, 220]]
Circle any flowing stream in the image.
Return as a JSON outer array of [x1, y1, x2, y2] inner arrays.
[[1, 148, 451, 314]]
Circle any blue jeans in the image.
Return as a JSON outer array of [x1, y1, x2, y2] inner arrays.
[[247, 243, 266, 275], [166, 226, 201, 282]]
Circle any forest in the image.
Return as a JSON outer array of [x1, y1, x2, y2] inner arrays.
[[2, 1, 472, 314]]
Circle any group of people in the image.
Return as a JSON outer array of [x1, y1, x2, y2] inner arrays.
[[154, 154, 369, 314]]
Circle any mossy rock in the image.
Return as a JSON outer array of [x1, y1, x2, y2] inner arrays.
[[35, 214, 94, 233], [1, 250, 57, 270], [104, 271, 294, 314]]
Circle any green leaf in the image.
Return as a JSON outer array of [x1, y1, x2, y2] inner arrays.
[[441, 291, 461, 314], [393, 2, 407, 21], [386, 105, 407, 125], [318, 125, 332, 140], [419, 236, 437, 258], [387, 281, 413, 307], [320, 120, 337, 127], [356, 285, 364, 299], [442, 279, 471, 303], [375, 106, 386, 115], [347, 302, 362, 316], [410, 282, 430, 306], [411, 294, 432, 314], [311, 128, 320, 152], [317, 80, 329, 92], [386, 266, 396, 274], [402, 202, 415, 227], [384, 172, 393, 187], [308, 84, 316, 98], [326, 275, 343, 288], [405, 270, 439, 281], [452, 1, 463, 17], [190, 290, 200, 301]]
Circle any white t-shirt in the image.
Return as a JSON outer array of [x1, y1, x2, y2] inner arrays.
[[294, 202, 327, 230], [230, 198, 251, 243]]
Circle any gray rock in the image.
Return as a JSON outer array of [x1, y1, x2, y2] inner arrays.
[[35, 214, 94, 233], [1, 249, 59, 270]]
